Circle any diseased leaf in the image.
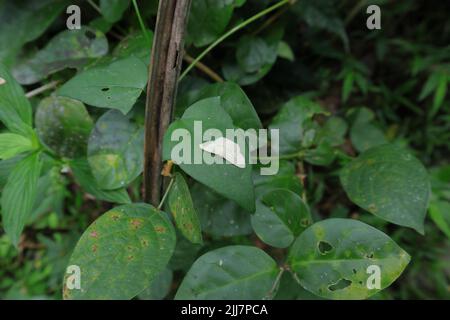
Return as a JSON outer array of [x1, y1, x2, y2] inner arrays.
[[69, 158, 131, 204], [175, 246, 278, 299], [1, 152, 42, 246], [288, 218, 410, 300], [251, 189, 312, 248], [163, 97, 255, 212], [340, 144, 430, 233], [88, 110, 144, 190], [13, 27, 108, 85], [0, 133, 34, 160], [63, 203, 176, 300], [168, 172, 203, 244], [0, 63, 33, 137], [191, 183, 253, 237], [35, 96, 94, 158], [58, 56, 148, 114], [100, 0, 130, 23]]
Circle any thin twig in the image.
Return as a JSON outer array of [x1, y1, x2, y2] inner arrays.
[[183, 52, 224, 82], [252, 6, 289, 36], [87, 0, 102, 15], [157, 177, 175, 210], [25, 81, 59, 98]]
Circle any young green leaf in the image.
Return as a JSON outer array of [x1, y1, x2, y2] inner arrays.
[[429, 201, 450, 239], [35, 96, 94, 158], [163, 97, 255, 212], [13, 27, 108, 85], [0, 133, 34, 160], [69, 158, 131, 204], [288, 218, 410, 300], [175, 246, 279, 299], [1, 152, 42, 246], [0, 63, 33, 137], [58, 56, 148, 114], [251, 189, 312, 248], [168, 172, 203, 244], [88, 110, 144, 190], [63, 203, 176, 300], [340, 144, 430, 233]]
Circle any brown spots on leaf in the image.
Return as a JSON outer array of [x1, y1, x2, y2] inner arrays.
[[92, 244, 98, 253], [130, 218, 143, 229], [155, 225, 166, 233], [368, 203, 378, 213], [127, 255, 134, 261], [162, 160, 174, 177], [89, 230, 99, 238], [141, 238, 149, 247], [110, 213, 121, 221], [366, 159, 375, 165]]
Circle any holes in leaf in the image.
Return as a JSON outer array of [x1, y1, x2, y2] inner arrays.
[[300, 218, 310, 227], [101, 87, 110, 92], [352, 268, 357, 274], [318, 241, 333, 254], [366, 252, 374, 259], [328, 279, 352, 291], [85, 30, 96, 40]]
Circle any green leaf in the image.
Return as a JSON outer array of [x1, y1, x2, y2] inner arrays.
[[168, 173, 203, 244], [277, 41, 295, 62], [0, 0, 69, 66], [0, 63, 33, 137], [431, 73, 448, 117], [303, 142, 337, 166], [100, 0, 130, 23], [191, 183, 253, 237], [58, 56, 148, 114], [0, 155, 25, 188], [187, 0, 237, 47], [429, 201, 450, 239], [251, 189, 312, 248], [288, 218, 410, 300], [113, 30, 154, 64], [138, 268, 173, 300], [190, 82, 262, 130], [163, 97, 255, 212], [1, 152, 42, 246], [88, 110, 144, 190], [63, 203, 176, 300], [0, 133, 34, 160], [175, 245, 279, 299], [340, 144, 430, 233], [269, 95, 327, 155], [69, 158, 131, 204], [35, 96, 94, 158], [13, 27, 108, 85], [342, 71, 354, 103], [350, 122, 386, 153]]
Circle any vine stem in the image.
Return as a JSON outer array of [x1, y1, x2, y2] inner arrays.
[[25, 81, 59, 98], [87, 0, 101, 14], [157, 177, 175, 210], [179, 0, 294, 81], [131, 0, 152, 44], [266, 267, 285, 299], [183, 52, 224, 82]]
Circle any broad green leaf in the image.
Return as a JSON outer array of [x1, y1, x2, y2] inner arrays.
[[69, 158, 131, 204], [253, 160, 303, 198], [316, 117, 348, 147], [303, 142, 337, 166], [88, 110, 144, 190], [251, 189, 312, 248], [168, 172, 203, 244], [58, 56, 148, 114], [163, 97, 255, 212], [169, 234, 203, 271], [350, 122, 386, 153], [13, 27, 108, 85], [0, 133, 34, 160], [100, 0, 130, 23], [187, 0, 241, 47], [113, 30, 154, 64], [340, 144, 430, 233], [269, 95, 327, 155], [277, 41, 295, 62], [35, 96, 94, 158], [191, 183, 252, 237], [175, 246, 279, 300], [190, 82, 262, 130], [1, 152, 42, 246], [63, 203, 176, 300], [288, 218, 410, 300], [429, 201, 450, 239], [0, 63, 33, 137], [138, 268, 173, 300], [0, 0, 69, 66]]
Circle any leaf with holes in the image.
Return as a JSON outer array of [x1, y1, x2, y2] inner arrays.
[[287, 218, 410, 300], [63, 203, 176, 300], [58, 56, 148, 114], [340, 144, 430, 233], [251, 189, 312, 248], [168, 172, 203, 244], [35, 96, 94, 158], [88, 110, 144, 190], [175, 245, 278, 299]]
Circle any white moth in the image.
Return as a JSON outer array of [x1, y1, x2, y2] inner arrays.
[[199, 137, 246, 168]]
